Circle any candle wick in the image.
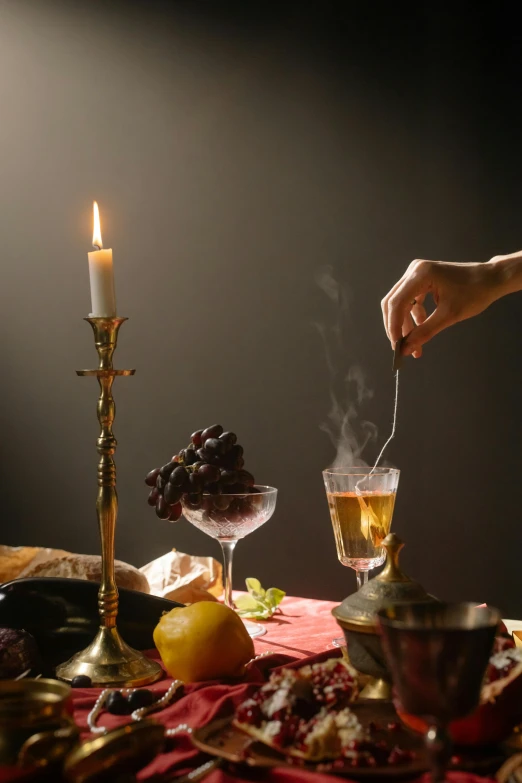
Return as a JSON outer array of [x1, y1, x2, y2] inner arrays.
[[93, 244, 101, 251]]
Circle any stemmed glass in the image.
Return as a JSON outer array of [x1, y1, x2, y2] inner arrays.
[[182, 485, 277, 639], [377, 602, 500, 783], [323, 467, 399, 646]]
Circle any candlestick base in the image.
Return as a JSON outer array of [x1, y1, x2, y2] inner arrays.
[[56, 626, 162, 688]]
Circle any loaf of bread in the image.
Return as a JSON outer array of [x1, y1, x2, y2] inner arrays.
[[0, 546, 69, 585], [21, 554, 150, 593]]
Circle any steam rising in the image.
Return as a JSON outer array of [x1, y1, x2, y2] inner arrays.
[[314, 266, 378, 468]]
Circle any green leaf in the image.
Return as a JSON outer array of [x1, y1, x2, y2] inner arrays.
[[237, 607, 271, 619], [238, 578, 286, 619], [245, 578, 265, 599], [265, 587, 286, 610], [235, 594, 263, 612], [236, 597, 270, 619]]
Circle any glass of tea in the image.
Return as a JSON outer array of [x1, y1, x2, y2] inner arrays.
[[323, 467, 400, 588], [323, 467, 399, 646]]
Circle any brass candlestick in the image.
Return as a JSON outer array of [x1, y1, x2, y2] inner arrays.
[[56, 317, 162, 687]]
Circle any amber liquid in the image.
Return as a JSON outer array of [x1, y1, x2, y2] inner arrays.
[[327, 491, 396, 569]]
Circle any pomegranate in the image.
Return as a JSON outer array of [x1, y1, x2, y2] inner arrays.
[[396, 637, 522, 746]]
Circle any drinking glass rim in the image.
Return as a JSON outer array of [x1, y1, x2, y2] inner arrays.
[[323, 467, 400, 477], [201, 484, 277, 498]]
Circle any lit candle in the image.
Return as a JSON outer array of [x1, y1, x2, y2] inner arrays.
[[87, 201, 117, 317]]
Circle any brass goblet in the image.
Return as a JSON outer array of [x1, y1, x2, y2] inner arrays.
[[377, 602, 500, 783]]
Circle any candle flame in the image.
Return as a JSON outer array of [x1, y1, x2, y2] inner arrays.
[[92, 201, 103, 250]]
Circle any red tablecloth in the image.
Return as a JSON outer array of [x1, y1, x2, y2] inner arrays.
[[0, 596, 496, 783], [249, 594, 341, 658]]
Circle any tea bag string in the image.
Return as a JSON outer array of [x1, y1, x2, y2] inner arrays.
[[370, 369, 399, 475], [355, 370, 399, 496]]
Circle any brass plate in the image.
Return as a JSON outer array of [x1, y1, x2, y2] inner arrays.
[[192, 702, 429, 779], [63, 721, 165, 783], [192, 701, 506, 780]]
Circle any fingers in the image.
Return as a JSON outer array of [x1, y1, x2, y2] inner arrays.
[[382, 263, 432, 346], [411, 299, 427, 326], [402, 306, 453, 355], [411, 298, 426, 356], [381, 277, 404, 341], [388, 282, 428, 345], [401, 312, 414, 337]]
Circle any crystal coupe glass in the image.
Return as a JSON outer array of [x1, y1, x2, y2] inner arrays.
[[182, 485, 277, 639]]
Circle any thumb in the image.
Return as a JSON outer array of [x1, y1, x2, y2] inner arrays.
[[403, 306, 453, 354]]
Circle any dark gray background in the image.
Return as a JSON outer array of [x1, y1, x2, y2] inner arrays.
[[1, 0, 520, 616]]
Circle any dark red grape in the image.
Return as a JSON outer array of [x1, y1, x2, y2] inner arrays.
[[198, 464, 220, 483], [106, 691, 132, 715], [213, 495, 231, 511], [201, 496, 214, 513], [236, 457, 245, 470], [220, 469, 237, 485], [168, 502, 182, 522], [164, 483, 182, 505], [238, 496, 257, 519], [160, 462, 175, 480], [220, 431, 237, 447], [222, 445, 244, 470], [223, 504, 242, 524], [71, 675, 92, 688], [206, 481, 222, 494], [184, 447, 198, 466], [249, 486, 261, 493], [156, 496, 169, 520], [228, 483, 246, 494], [127, 689, 156, 710], [189, 472, 205, 492], [170, 466, 189, 488], [201, 424, 223, 444], [204, 438, 224, 454], [156, 475, 166, 491], [238, 470, 255, 487], [196, 447, 219, 464], [178, 449, 186, 463], [145, 468, 160, 487], [191, 429, 204, 447], [185, 493, 202, 510], [208, 507, 226, 523], [147, 488, 159, 506]]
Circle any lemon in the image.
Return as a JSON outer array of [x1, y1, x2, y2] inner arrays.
[[153, 601, 255, 682]]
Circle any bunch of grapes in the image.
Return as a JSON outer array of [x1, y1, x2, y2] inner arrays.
[[144, 424, 257, 522]]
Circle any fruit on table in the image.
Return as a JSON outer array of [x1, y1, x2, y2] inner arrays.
[[144, 425, 258, 523], [396, 635, 522, 745], [71, 675, 92, 688], [106, 691, 133, 716], [153, 601, 254, 682], [235, 658, 416, 767], [0, 627, 42, 679]]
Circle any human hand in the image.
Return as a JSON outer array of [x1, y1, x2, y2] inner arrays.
[[381, 259, 502, 357]]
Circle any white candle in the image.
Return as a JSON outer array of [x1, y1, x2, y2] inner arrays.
[[87, 201, 117, 317]]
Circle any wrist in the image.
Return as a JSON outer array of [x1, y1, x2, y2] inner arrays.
[[487, 253, 522, 298]]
